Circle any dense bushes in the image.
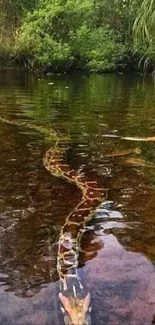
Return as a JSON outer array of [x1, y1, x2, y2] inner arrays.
[[0, 0, 149, 72]]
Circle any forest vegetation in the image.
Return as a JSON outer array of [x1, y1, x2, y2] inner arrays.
[[0, 0, 154, 72]]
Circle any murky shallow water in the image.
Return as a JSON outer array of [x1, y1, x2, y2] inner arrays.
[[0, 71, 155, 324]]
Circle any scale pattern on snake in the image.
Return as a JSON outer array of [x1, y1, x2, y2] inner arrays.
[[0, 116, 107, 325]]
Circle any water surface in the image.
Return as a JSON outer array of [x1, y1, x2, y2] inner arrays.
[[0, 71, 155, 325]]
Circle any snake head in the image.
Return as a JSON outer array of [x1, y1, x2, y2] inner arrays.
[[59, 292, 91, 325]]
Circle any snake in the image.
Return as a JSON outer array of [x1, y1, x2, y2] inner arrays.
[[0, 116, 107, 325]]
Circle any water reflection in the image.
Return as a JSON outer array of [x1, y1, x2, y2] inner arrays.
[[0, 72, 155, 324]]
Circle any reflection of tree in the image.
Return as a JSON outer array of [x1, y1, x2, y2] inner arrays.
[[0, 121, 105, 298], [0, 215, 59, 297], [0, 71, 155, 298], [0, 179, 104, 297], [0, 121, 76, 296], [102, 162, 155, 266], [114, 189, 155, 264]]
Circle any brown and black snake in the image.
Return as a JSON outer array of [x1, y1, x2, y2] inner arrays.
[[0, 116, 107, 325]]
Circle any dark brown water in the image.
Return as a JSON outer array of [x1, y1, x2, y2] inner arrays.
[[0, 71, 155, 324]]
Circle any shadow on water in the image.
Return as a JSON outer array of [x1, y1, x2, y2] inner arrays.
[[0, 71, 155, 324]]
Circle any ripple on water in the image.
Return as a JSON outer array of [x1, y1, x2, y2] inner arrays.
[[0, 72, 155, 325]]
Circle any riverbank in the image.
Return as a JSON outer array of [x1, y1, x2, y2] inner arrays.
[[0, 52, 140, 74]]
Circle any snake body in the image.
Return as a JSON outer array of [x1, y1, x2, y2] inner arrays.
[[0, 117, 106, 325]]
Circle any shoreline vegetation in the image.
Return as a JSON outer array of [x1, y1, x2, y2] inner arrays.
[[0, 0, 154, 73]]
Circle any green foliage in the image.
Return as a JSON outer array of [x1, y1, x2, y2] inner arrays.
[[71, 26, 125, 72], [14, 0, 129, 72], [0, 0, 37, 31], [133, 0, 155, 68], [0, 0, 146, 72], [14, 5, 72, 70]]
